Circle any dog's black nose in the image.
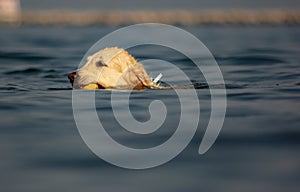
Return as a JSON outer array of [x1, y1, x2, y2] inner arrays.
[[68, 72, 76, 86]]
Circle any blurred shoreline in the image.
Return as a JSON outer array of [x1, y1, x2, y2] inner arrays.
[[1, 9, 300, 25]]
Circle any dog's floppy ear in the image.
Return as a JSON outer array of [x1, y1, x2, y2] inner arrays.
[[68, 71, 77, 86]]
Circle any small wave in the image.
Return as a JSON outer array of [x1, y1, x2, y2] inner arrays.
[[158, 82, 209, 89], [219, 132, 300, 145], [5, 67, 42, 75], [0, 86, 29, 92], [47, 87, 73, 91], [43, 74, 57, 78], [227, 92, 261, 101], [225, 83, 246, 89], [220, 55, 286, 65], [0, 51, 54, 61]]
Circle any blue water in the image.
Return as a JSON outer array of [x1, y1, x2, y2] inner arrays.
[[0, 25, 300, 192]]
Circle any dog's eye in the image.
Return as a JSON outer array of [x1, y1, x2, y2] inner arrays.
[[96, 61, 106, 67]]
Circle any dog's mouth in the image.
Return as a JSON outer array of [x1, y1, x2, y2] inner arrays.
[[68, 71, 164, 90]]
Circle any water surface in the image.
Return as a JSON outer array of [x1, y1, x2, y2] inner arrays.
[[0, 25, 299, 192]]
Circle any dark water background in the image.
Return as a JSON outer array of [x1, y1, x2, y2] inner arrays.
[[0, 25, 300, 192]]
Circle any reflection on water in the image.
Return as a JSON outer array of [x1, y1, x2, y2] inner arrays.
[[0, 25, 299, 191]]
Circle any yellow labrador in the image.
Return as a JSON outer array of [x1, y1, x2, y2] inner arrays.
[[68, 47, 163, 90]]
